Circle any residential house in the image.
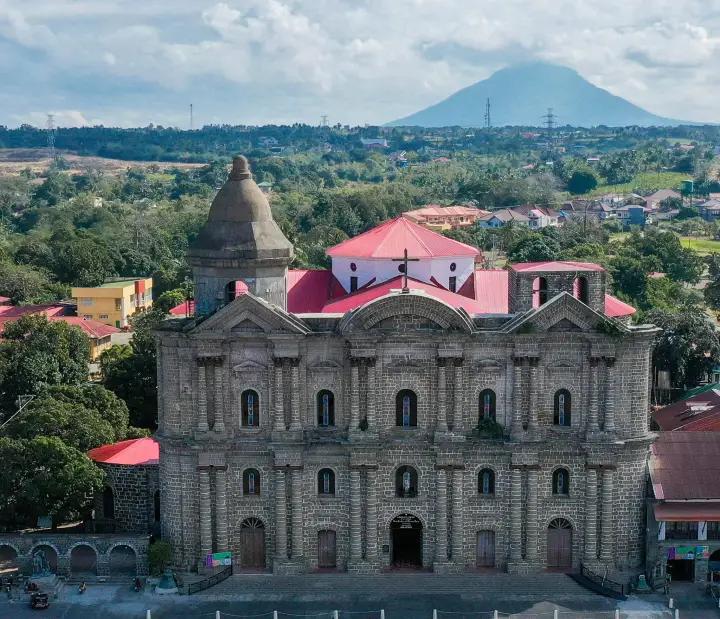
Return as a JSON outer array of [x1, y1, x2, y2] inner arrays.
[[700, 200, 720, 222], [72, 278, 153, 329], [477, 209, 530, 228], [615, 205, 648, 228], [360, 138, 388, 149], [402, 205, 488, 231], [645, 189, 681, 211]]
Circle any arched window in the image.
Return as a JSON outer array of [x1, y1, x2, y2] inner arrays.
[[575, 275, 589, 304], [241, 389, 260, 427], [318, 469, 335, 495], [317, 390, 335, 427], [243, 468, 261, 495], [479, 389, 496, 421], [395, 466, 418, 497], [534, 276, 548, 307], [552, 468, 570, 495], [478, 469, 495, 495], [553, 389, 571, 426], [395, 390, 417, 427], [102, 486, 115, 520]]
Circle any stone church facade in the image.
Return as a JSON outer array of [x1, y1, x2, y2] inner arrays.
[[156, 156, 657, 577]]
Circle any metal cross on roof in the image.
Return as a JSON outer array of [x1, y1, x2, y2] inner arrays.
[[392, 248, 420, 293]]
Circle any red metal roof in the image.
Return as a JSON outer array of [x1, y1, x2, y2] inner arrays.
[[511, 261, 605, 273], [49, 317, 120, 339], [170, 300, 195, 316], [87, 437, 159, 465], [326, 217, 480, 259], [604, 294, 637, 318], [654, 502, 720, 522], [653, 389, 720, 432], [650, 433, 720, 500]]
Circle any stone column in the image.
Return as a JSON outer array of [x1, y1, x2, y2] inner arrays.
[[274, 469, 288, 559], [289, 359, 301, 431], [526, 468, 538, 561], [527, 359, 539, 433], [587, 359, 599, 433], [435, 468, 448, 563], [215, 467, 228, 552], [197, 359, 209, 432], [437, 359, 448, 433], [291, 468, 303, 559], [584, 467, 598, 562], [366, 468, 378, 562], [366, 360, 376, 430], [213, 359, 225, 433], [273, 359, 285, 431], [604, 359, 616, 432], [198, 468, 212, 561], [510, 467, 523, 561], [350, 469, 362, 562], [600, 468, 614, 562], [350, 360, 360, 432], [451, 468, 464, 564], [511, 358, 524, 437], [452, 359, 463, 431]]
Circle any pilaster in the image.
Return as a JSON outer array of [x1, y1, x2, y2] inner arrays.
[[213, 358, 225, 433], [349, 469, 362, 563], [600, 467, 615, 563], [584, 467, 598, 562], [273, 359, 285, 431], [527, 359, 539, 433], [603, 358, 616, 432], [366, 360, 376, 430], [587, 358, 600, 435], [215, 467, 228, 552], [274, 468, 288, 561], [197, 467, 212, 568], [289, 359, 301, 431], [365, 468, 378, 563], [436, 359, 448, 434], [452, 359, 463, 431], [290, 468, 304, 560], [525, 468, 538, 562], [511, 358, 524, 438], [196, 359, 209, 432]]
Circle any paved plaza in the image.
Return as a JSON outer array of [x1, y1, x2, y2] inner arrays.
[[0, 573, 704, 619]]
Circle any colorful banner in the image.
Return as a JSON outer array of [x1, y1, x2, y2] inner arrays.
[[667, 546, 709, 560], [205, 551, 232, 567]]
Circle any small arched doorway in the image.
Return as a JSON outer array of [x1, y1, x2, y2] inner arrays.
[[547, 518, 572, 570], [317, 530, 337, 569], [31, 545, 58, 574], [0, 545, 17, 571], [70, 544, 98, 577], [109, 545, 137, 576], [390, 513, 423, 569], [240, 517, 266, 569]]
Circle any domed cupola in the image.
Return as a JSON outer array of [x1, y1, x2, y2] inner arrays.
[[188, 156, 294, 314]]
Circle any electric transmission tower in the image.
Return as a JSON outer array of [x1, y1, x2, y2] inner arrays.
[[542, 107, 556, 134], [321, 114, 328, 127], [484, 98, 491, 129], [46, 114, 56, 161]]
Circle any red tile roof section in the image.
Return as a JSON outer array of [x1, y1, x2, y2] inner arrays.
[[652, 388, 720, 431], [649, 432, 720, 500], [654, 503, 720, 522], [50, 317, 120, 338], [510, 261, 605, 273], [87, 437, 159, 465], [326, 217, 480, 259]]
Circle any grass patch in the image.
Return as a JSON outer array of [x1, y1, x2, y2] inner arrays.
[[680, 237, 720, 254], [588, 171, 688, 197]]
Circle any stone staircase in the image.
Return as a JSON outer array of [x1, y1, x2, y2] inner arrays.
[[197, 572, 604, 600]]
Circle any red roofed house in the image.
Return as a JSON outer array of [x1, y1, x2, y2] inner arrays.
[[88, 437, 160, 537], [156, 156, 657, 577], [647, 433, 720, 583], [401, 205, 489, 231]]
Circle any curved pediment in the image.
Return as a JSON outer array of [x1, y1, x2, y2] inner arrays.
[[338, 291, 474, 335]]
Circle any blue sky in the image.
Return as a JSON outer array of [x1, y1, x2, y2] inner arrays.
[[1, 0, 718, 128]]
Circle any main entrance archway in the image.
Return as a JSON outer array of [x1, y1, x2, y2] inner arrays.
[[547, 518, 572, 570], [240, 518, 266, 569], [390, 513, 423, 568]]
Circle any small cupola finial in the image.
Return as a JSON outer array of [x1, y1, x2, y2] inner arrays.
[[230, 155, 252, 180]]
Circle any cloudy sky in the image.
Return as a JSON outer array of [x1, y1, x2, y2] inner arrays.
[[1, 0, 719, 128]]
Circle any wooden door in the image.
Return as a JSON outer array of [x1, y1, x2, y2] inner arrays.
[[240, 518, 266, 569], [476, 530, 495, 567], [547, 525, 572, 569], [318, 530, 337, 568]]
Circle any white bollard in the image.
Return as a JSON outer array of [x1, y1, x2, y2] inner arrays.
[[433, 610, 438, 619], [334, 612, 339, 619], [669, 597, 674, 608], [380, 611, 385, 619], [146, 611, 151, 619], [674, 609, 679, 619], [615, 610, 620, 619], [554, 609, 559, 619], [274, 612, 278, 619], [494, 611, 499, 619], [216, 611, 221, 619]]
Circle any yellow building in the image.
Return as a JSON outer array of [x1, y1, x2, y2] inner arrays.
[[72, 278, 153, 329]]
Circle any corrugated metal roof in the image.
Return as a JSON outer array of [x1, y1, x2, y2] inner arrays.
[[649, 433, 720, 500], [510, 261, 605, 273], [653, 389, 720, 431], [87, 437, 159, 465]]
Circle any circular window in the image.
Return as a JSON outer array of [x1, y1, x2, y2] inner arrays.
[[398, 264, 406, 273], [350, 263, 357, 272], [450, 262, 457, 272]]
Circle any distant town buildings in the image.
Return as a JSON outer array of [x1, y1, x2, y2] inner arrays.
[[72, 278, 153, 329], [402, 205, 488, 231]]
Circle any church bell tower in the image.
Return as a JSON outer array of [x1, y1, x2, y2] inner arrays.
[[188, 155, 294, 315]]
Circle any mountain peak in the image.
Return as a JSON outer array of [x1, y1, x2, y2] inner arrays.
[[387, 63, 684, 128]]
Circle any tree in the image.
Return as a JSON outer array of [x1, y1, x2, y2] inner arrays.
[[155, 289, 186, 314], [0, 261, 65, 304], [101, 308, 164, 428], [506, 234, 560, 263], [0, 315, 90, 413], [0, 437, 104, 529], [647, 308, 720, 390], [148, 540, 173, 575], [567, 169, 598, 195]]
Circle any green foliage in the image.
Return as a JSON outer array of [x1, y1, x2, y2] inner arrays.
[[0, 436, 104, 529], [474, 418, 504, 439], [156, 289, 187, 314], [567, 169, 598, 194], [506, 234, 560, 263], [148, 540, 173, 575], [0, 261, 66, 304], [647, 308, 720, 390], [0, 315, 90, 413]]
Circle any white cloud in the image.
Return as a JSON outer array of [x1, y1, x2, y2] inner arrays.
[[13, 110, 95, 127], [1, 0, 719, 125]]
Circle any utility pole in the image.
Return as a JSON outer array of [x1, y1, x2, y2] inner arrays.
[[484, 98, 491, 129], [321, 114, 328, 127], [190, 103, 194, 130], [542, 107, 556, 135], [46, 114, 56, 161]]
